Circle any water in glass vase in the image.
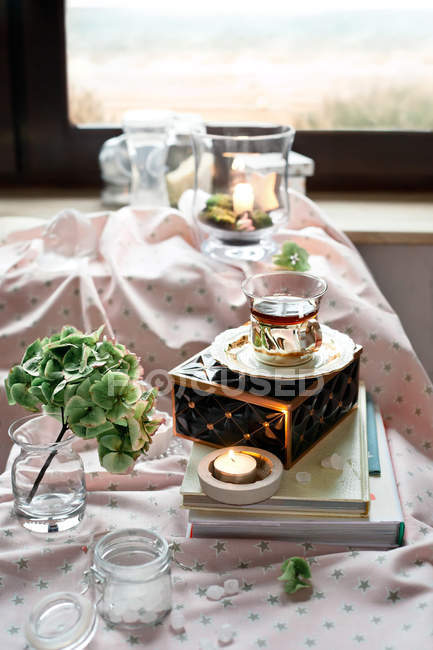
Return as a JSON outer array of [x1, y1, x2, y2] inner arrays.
[[9, 415, 87, 533]]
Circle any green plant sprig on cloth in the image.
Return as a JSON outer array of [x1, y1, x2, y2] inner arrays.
[[273, 241, 310, 271], [278, 557, 312, 594], [5, 325, 163, 476]]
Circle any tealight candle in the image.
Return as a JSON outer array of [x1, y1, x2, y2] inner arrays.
[[213, 449, 257, 484]]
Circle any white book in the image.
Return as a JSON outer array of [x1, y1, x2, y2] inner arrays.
[[188, 402, 404, 549]]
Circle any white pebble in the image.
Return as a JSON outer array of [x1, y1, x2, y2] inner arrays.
[[321, 453, 344, 470], [122, 609, 138, 624], [206, 585, 225, 601], [296, 471, 311, 484], [170, 610, 185, 634], [139, 609, 158, 625], [106, 609, 122, 624], [218, 623, 234, 646], [329, 453, 344, 470], [224, 578, 239, 596]]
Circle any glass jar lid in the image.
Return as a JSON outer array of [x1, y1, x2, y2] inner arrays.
[[25, 592, 97, 650]]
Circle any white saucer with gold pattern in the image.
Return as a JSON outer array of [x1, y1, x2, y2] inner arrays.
[[210, 324, 357, 380]]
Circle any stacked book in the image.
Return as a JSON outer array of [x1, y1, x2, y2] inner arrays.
[[180, 385, 404, 549]]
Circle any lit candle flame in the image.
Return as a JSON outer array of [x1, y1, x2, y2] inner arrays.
[[233, 183, 254, 215], [228, 449, 236, 462]]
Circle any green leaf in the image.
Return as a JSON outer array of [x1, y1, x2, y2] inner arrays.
[[5, 366, 31, 404], [22, 355, 42, 377], [10, 383, 40, 412], [119, 353, 142, 379], [64, 395, 90, 424], [123, 383, 142, 405], [52, 379, 67, 398], [63, 347, 82, 372], [143, 420, 162, 437], [89, 381, 114, 410], [76, 377, 93, 402], [273, 241, 310, 271], [98, 433, 123, 451], [92, 421, 118, 437], [277, 557, 312, 595], [63, 382, 78, 403], [127, 417, 142, 451], [44, 358, 63, 381], [101, 451, 135, 474], [106, 401, 130, 424], [60, 325, 80, 338], [69, 423, 98, 439], [78, 406, 106, 428], [22, 339, 43, 364], [28, 384, 47, 405], [41, 382, 54, 403]]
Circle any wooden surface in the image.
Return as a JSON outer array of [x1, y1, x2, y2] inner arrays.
[[1, 187, 432, 245]]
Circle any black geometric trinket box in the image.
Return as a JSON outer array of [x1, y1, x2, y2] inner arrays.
[[169, 345, 362, 469]]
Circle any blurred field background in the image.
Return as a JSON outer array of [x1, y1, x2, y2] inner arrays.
[[66, 4, 433, 129]]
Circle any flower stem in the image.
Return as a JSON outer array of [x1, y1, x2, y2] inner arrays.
[[26, 410, 69, 504]]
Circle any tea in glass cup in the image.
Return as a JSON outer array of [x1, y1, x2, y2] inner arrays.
[[242, 271, 327, 366]]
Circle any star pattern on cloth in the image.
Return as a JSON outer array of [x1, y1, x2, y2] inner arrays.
[[274, 622, 287, 631], [11, 595, 24, 605], [200, 615, 212, 626], [16, 558, 29, 570], [126, 635, 139, 645], [248, 612, 260, 621], [242, 581, 254, 592], [323, 620, 335, 629], [357, 579, 371, 592], [212, 541, 226, 555], [386, 589, 401, 604], [266, 594, 279, 606], [255, 541, 270, 553], [312, 591, 325, 600], [296, 607, 308, 616], [34, 578, 48, 590], [221, 599, 233, 608], [342, 603, 355, 613]]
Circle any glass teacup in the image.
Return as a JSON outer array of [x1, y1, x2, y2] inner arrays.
[[242, 271, 327, 367]]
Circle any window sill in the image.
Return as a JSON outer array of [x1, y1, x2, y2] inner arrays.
[[1, 188, 432, 245]]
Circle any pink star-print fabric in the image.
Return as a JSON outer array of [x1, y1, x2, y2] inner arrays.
[[0, 194, 432, 648]]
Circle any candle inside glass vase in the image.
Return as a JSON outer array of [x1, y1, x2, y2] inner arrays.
[[213, 449, 257, 484]]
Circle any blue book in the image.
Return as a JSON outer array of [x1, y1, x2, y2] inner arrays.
[[366, 393, 381, 476]]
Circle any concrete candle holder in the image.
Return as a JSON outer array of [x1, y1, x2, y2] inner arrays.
[[197, 446, 283, 505]]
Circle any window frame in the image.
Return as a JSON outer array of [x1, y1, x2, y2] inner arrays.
[[3, 0, 433, 191]]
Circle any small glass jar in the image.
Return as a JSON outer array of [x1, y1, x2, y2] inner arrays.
[[91, 529, 172, 629], [9, 414, 86, 534]]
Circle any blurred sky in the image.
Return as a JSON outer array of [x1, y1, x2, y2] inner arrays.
[[68, 0, 433, 14]]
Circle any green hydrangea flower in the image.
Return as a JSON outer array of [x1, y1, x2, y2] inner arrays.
[[5, 325, 162, 474]]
